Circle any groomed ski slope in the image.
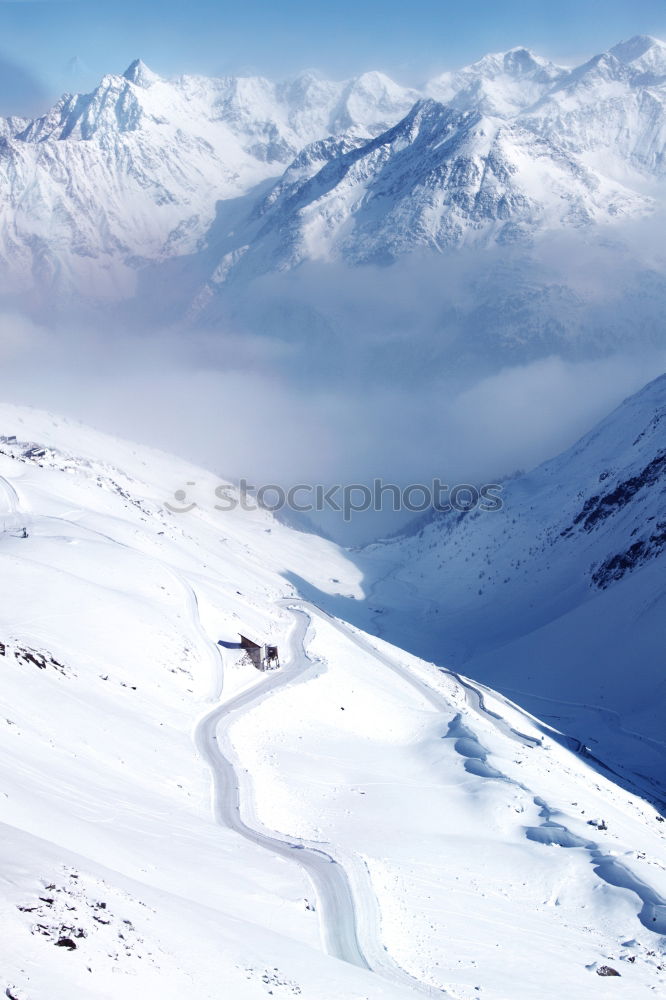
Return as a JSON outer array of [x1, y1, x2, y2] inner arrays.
[[0, 402, 665, 999]]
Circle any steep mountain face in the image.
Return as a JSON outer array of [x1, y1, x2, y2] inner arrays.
[[1, 403, 666, 1000], [0, 65, 269, 299], [523, 36, 666, 177], [0, 61, 417, 300], [1, 37, 665, 310], [199, 38, 666, 289], [203, 98, 649, 284], [352, 375, 666, 792]]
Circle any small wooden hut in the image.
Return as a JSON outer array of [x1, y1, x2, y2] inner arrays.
[[239, 634, 263, 670], [238, 635, 280, 671]]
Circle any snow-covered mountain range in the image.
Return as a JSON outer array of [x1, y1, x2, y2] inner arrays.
[[1, 35, 666, 311], [1, 396, 665, 1000], [0, 58, 417, 300]]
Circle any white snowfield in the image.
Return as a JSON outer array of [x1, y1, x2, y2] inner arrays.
[[0, 401, 665, 999]]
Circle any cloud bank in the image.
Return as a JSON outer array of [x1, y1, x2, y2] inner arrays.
[[2, 222, 665, 541]]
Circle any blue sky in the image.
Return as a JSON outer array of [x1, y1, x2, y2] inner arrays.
[[1, 0, 666, 114]]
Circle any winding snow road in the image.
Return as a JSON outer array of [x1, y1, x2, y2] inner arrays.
[[190, 593, 548, 994], [193, 607, 370, 970]]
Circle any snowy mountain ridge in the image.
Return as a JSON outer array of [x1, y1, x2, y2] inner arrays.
[[203, 97, 650, 287], [0, 57, 418, 299], [2, 35, 666, 306]]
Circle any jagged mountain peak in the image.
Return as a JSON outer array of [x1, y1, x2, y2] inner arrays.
[[122, 58, 161, 88], [610, 33, 666, 68], [341, 68, 418, 110], [347, 68, 409, 92], [329, 70, 419, 134], [426, 45, 566, 117], [502, 46, 546, 69], [475, 45, 560, 77], [520, 34, 666, 176], [278, 68, 332, 100], [547, 34, 666, 92]]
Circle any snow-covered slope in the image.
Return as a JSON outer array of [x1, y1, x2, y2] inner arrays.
[[356, 374, 666, 798], [0, 405, 373, 999], [1, 402, 665, 999]]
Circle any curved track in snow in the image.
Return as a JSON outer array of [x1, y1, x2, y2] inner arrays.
[[0, 471, 21, 532], [193, 608, 370, 970], [4, 464, 662, 988], [0, 477, 372, 971], [192, 600, 459, 997], [191, 593, 549, 979]]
